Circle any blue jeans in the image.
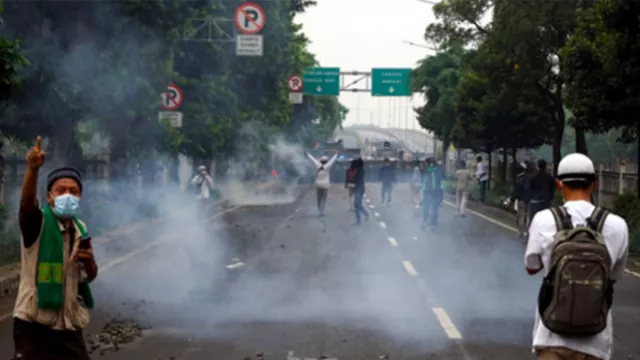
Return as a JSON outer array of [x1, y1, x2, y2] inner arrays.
[[354, 191, 369, 223], [479, 180, 487, 203], [381, 182, 393, 203], [422, 191, 440, 225]]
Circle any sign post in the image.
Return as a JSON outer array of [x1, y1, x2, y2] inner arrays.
[[158, 111, 183, 128], [287, 75, 304, 104], [302, 67, 340, 96], [235, 2, 265, 57], [371, 68, 412, 96], [161, 83, 184, 110]]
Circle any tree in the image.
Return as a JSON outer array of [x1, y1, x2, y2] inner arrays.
[[561, 0, 640, 194], [425, 0, 592, 171], [0, 0, 346, 185], [411, 45, 468, 171]]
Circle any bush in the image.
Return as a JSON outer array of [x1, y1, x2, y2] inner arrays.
[[0, 203, 20, 266], [612, 192, 640, 254]]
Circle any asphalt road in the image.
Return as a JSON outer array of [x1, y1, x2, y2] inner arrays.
[[1, 185, 639, 360]]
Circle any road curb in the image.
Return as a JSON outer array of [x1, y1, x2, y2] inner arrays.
[[0, 199, 225, 299]]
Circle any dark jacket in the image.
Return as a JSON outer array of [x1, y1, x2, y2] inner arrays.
[[510, 172, 530, 203], [528, 170, 555, 202], [378, 164, 396, 184], [350, 158, 366, 194], [422, 165, 444, 193]]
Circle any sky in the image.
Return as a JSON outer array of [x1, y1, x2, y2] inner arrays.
[[295, 0, 440, 131]]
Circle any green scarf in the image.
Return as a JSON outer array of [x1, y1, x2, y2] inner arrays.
[[38, 205, 94, 310]]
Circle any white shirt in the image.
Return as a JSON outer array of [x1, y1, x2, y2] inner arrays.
[[306, 153, 338, 189], [524, 200, 629, 360], [476, 162, 489, 181], [191, 173, 214, 199]]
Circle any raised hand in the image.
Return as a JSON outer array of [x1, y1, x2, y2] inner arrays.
[[26, 136, 46, 170]]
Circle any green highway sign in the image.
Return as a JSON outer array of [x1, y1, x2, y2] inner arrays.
[[303, 67, 340, 96], [371, 68, 412, 96]]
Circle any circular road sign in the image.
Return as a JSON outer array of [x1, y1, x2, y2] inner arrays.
[[287, 75, 303, 92], [235, 2, 266, 35], [161, 84, 184, 110]]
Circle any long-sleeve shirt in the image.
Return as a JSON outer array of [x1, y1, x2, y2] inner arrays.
[[306, 152, 338, 189], [510, 172, 530, 203], [455, 168, 474, 192]]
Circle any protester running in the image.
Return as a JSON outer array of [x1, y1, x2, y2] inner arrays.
[[421, 157, 444, 229], [345, 164, 357, 211], [525, 153, 628, 360], [475, 155, 489, 203], [527, 159, 555, 224], [504, 162, 531, 239], [378, 157, 396, 205], [349, 157, 369, 225], [411, 160, 424, 216], [14, 136, 98, 360], [305, 150, 339, 216], [454, 160, 473, 217]]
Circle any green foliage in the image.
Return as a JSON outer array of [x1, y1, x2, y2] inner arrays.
[[612, 192, 640, 253], [0, 0, 346, 171], [562, 0, 640, 142]]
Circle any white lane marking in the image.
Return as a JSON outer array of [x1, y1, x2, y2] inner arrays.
[[432, 307, 463, 339], [365, 198, 370, 203], [379, 221, 387, 229], [412, 236, 418, 241], [374, 212, 380, 217], [402, 260, 418, 276], [368, 204, 375, 209], [388, 236, 398, 247], [443, 200, 640, 279]]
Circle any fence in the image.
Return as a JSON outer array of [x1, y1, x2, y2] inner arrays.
[[489, 160, 638, 208]]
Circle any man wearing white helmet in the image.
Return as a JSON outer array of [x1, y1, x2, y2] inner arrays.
[[525, 153, 628, 360]]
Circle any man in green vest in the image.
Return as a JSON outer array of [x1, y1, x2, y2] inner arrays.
[[13, 136, 98, 360]]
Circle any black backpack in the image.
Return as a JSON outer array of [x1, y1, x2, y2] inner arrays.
[[538, 206, 613, 337]]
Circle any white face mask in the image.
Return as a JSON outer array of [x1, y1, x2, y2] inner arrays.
[[53, 194, 80, 218]]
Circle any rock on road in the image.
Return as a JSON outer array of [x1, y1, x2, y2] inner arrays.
[[1, 185, 639, 360]]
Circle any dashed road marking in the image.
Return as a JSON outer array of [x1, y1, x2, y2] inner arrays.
[[432, 307, 462, 339], [368, 204, 375, 209], [402, 260, 419, 276], [365, 198, 370, 203], [374, 212, 380, 217], [443, 200, 640, 279], [388, 236, 398, 246], [379, 221, 387, 229], [412, 236, 418, 241]]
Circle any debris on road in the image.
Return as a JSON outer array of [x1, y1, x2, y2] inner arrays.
[[87, 317, 149, 355]]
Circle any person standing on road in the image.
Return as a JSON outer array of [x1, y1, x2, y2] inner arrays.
[[525, 153, 628, 360], [411, 160, 424, 214], [475, 155, 489, 203], [527, 159, 555, 225], [305, 151, 339, 216], [421, 157, 444, 229], [351, 157, 370, 225], [191, 165, 214, 200], [378, 157, 396, 205], [454, 160, 473, 217], [14, 137, 98, 360], [345, 165, 357, 211], [504, 162, 531, 238]]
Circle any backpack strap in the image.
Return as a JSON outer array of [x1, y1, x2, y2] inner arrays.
[[586, 206, 609, 232], [550, 206, 573, 231]]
